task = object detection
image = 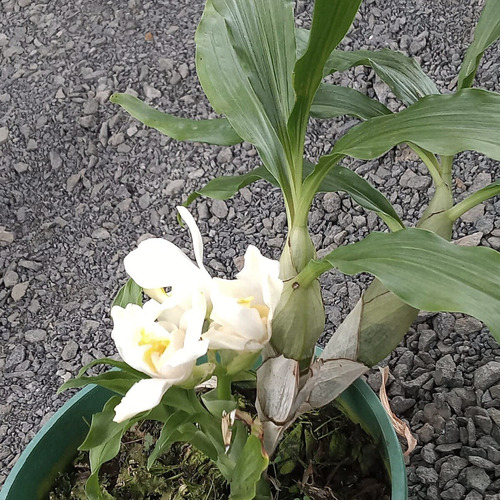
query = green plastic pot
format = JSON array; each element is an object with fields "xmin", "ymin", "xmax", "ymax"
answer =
[{"xmin": 0, "ymin": 375, "xmax": 407, "ymax": 500}]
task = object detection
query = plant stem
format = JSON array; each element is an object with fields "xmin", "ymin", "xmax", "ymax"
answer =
[
  {"xmin": 410, "ymin": 145, "xmax": 444, "ymax": 186},
  {"xmin": 440, "ymin": 154, "xmax": 454, "ymax": 183},
  {"xmin": 299, "ymin": 153, "xmax": 344, "ymax": 221},
  {"xmin": 294, "ymin": 259, "xmax": 331, "ymax": 289},
  {"xmin": 447, "ymin": 188, "xmax": 498, "ymax": 221}
]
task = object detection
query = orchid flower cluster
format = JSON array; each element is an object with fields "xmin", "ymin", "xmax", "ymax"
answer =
[
  {"xmin": 62, "ymin": 0, "xmax": 500, "ymax": 498},
  {"xmin": 111, "ymin": 206, "xmax": 283, "ymax": 424},
  {"xmin": 62, "ymin": 208, "xmax": 286, "ymax": 499}
]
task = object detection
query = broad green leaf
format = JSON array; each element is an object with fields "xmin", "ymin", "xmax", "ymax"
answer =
[
  {"xmin": 295, "ymin": 29, "xmax": 439, "ymax": 105},
  {"xmin": 317, "ymin": 166, "xmax": 404, "ymax": 231},
  {"xmin": 182, "ymin": 160, "xmax": 314, "ymax": 208},
  {"xmin": 448, "ymin": 179, "xmax": 500, "ymax": 221},
  {"xmin": 84, "ymin": 471, "xmax": 102, "ymax": 500},
  {"xmin": 112, "ymin": 278, "xmax": 143, "ymax": 308},
  {"xmin": 151, "ymin": 421, "xmax": 221, "ymax": 467},
  {"xmin": 84, "ymin": 397, "xmax": 131, "ymax": 500},
  {"xmin": 162, "ymin": 386, "xmax": 201, "ymax": 414},
  {"xmin": 75, "ymin": 357, "xmax": 145, "ymax": 379},
  {"xmin": 323, "ymin": 48, "xmax": 439, "ymax": 105},
  {"xmin": 88, "ymin": 431, "xmax": 126, "ymax": 494},
  {"xmin": 201, "ymin": 388, "xmax": 237, "ymax": 418},
  {"xmin": 254, "ymin": 478, "xmax": 273, "ymax": 500},
  {"xmin": 229, "ymin": 435, "xmax": 269, "ymax": 500},
  {"xmin": 183, "ymin": 166, "xmax": 278, "ymax": 208},
  {"xmin": 147, "ymin": 411, "xmax": 193, "ymax": 468},
  {"xmin": 332, "ymin": 89, "xmax": 500, "ymax": 162},
  {"xmin": 289, "ymin": 0, "xmax": 362, "ymax": 170},
  {"xmin": 58, "ymin": 371, "xmax": 143, "ymax": 396},
  {"xmin": 302, "ymin": 228, "xmax": 500, "ymax": 343},
  {"xmin": 310, "ymin": 83, "xmax": 391, "ymax": 121},
  {"xmin": 357, "ymin": 279, "xmax": 418, "ymax": 367},
  {"xmin": 458, "ymin": 0, "xmax": 500, "ymax": 90},
  {"xmin": 227, "ymin": 421, "xmax": 249, "ymax": 465},
  {"xmin": 79, "ymin": 396, "xmax": 124, "ymax": 450},
  {"xmin": 110, "ymin": 93, "xmax": 242, "ymax": 146},
  {"xmin": 182, "ymin": 424, "xmax": 219, "ymax": 462},
  {"xmin": 195, "ymin": 0, "xmax": 295, "ymax": 193}
]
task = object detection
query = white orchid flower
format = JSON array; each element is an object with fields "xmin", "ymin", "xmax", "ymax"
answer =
[
  {"xmin": 122, "ymin": 206, "xmax": 283, "ymax": 355},
  {"xmin": 111, "ymin": 292, "xmax": 209, "ymax": 423},
  {"xmin": 204, "ymin": 245, "xmax": 283, "ymax": 352},
  {"xmin": 124, "ymin": 206, "xmax": 211, "ymax": 306}
]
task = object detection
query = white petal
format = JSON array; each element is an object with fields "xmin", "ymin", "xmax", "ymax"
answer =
[
  {"xmin": 237, "ymin": 246, "xmax": 280, "ymax": 282},
  {"xmin": 177, "ymin": 206, "xmax": 211, "ymax": 280},
  {"xmin": 113, "ymin": 378, "xmax": 172, "ymax": 423},
  {"xmin": 209, "ymin": 288, "xmax": 268, "ymax": 343},
  {"xmin": 264, "ymin": 272, "xmax": 284, "ymax": 312},
  {"xmin": 165, "ymin": 339, "xmax": 210, "ymax": 368},
  {"xmin": 203, "ymin": 326, "xmax": 263, "ymax": 352},
  {"xmin": 124, "ymin": 237, "xmax": 200, "ymax": 289},
  {"xmin": 142, "ymin": 299, "xmax": 165, "ymax": 319},
  {"xmin": 237, "ymin": 246, "xmax": 283, "ymax": 309},
  {"xmin": 111, "ymin": 304, "xmax": 159, "ymax": 377},
  {"xmin": 180, "ymin": 290, "xmax": 207, "ymax": 345}
]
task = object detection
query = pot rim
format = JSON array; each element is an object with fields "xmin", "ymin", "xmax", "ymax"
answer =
[{"xmin": 1, "ymin": 373, "xmax": 407, "ymax": 500}]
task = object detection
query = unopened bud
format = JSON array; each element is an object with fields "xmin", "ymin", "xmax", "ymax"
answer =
[{"xmin": 271, "ymin": 226, "xmax": 325, "ymax": 362}]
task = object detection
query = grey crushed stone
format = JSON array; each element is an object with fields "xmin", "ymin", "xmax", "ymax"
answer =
[{"xmin": 1, "ymin": 0, "xmax": 500, "ymax": 498}]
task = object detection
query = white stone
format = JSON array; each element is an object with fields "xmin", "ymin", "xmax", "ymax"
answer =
[
  {"xmin": 11, "ymin": 281, "xmax": 29, "ymax": 301},
  {"xmin": 0, "ymin": 127, "xmax": 9, "ymax": 145}
]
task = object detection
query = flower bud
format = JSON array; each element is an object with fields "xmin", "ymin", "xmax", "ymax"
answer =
[
  {"xmin": 270, "ymin": 226, "xmax": 325, "ymax": 363},
  {"xmin": 271, "ymin": 279, "xmax": 325, "ymax": 363}
]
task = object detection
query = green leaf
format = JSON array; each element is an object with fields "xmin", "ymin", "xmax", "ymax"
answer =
[
  {"xmin": 84, "ymin": 471, "xmax": 102, "ymax": 500},
  {"xmin": 75, "ymin": 357, "xmax": 145, "ymax": 379},
  {"xmin": 147, "ymin": 411, "xmax": 193, "ymax": 468},
  {"xmin": 357, "ymin": 279, "xmax": 419, "ymax": 367},
  {"xmin": 112, "ymin": 278, "xmax": 143, "ymax": 308},
  {"xmin": 458, "ymin": 0, "xmax": 500, "ymax": 90},
  {"xmin": 83, "ymin": 397, "xmax": 132, "ymax": 500},
  {"xmin": 289, "ymin": 0, "xmax": 362, "ymax": 170},
  {"xmin": 229, "ymin": 435, "xmax": 269, "ymax": 500},
  {"xmin": 183, "ymin": 166, "xmax": 278, "ymax": 208},
  {"xmin": 195, "ymin": 0, "xmax": 295, "ymax": 193},
  {"xmin": 317, "ymin": 166, "xmax": 403, "ymax": 231},
  {"xmin": 109, "ymin": 93, "xmax": 242, "ymax": 146},
  {"xmin": 79, "ymin": 396, "xmax": 124, "ymax": 450},
  {"xmin": 302, "ymin": 228, "xmax": 500, "ymax": 343},
  {"xmin": 182, "ymin": 424, "xmax": 219, "ymax": 461},
  {"xmin": 162, "ymin": 386, "xmax": 201, "ymax": 414},
  {"xmin": 227, "ymin": 421, "xmax": 249, "ymax": 465},
  {"xmin": 182, "ymin": 160, "xmax": 317, "ymax": 209},
  {"xmin": 323, "ymin": 48, "xmax": 439, "ymax": 105},
  {"xmin": 332, "ymin": 89, "xmax": 500, "ymax": 162},
  {"xmin": 201, "ymin": 388, "xmax": 237, "ymax": 418},
  {"xmin": 58, "ymin": 371, "xmax": 143, "ymax": 396},
  {"xmin": 310, "ymin": 83, "xmax": 391, "ymax": 121},
  {"xmin": 295, "ymin": 29, "xmax": 439, "ymax": 105}
]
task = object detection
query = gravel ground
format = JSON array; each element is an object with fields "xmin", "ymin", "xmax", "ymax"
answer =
[{"xmin": 1, "ymin": 0, "xmax": 500, "ymax": 498}]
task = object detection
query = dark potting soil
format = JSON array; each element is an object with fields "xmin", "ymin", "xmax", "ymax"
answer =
[{"xmin": 49, "ymin": 398, "xmax": 390, "ymax": 500}]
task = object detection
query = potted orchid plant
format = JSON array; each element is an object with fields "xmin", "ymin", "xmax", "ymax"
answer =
[{"xmin": 3, "ymin": 0, "xmax": 500, "ymax": 499}]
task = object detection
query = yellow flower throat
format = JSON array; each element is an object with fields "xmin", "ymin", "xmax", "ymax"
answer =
[
  {"xmin": 139, "ymin": 328, "xmax": 171, "ymax": 371},
  {"xmin": 237, "ymin": 296, "xmax": 269, "ymax": 319}
]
